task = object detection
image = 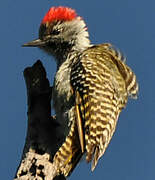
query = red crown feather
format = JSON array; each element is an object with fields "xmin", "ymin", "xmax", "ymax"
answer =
[{"xmin": 41, "ymin": 6, "xmax": 77, "ymax": 24}]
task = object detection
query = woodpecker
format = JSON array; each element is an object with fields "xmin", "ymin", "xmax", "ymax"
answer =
[{"xmin": 23, "ymin": 6, "xmax": 138, "ymax": 177}]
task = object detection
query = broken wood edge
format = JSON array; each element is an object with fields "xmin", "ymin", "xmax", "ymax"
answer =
[{"xmin": 14, "ymin": 60, "xmax": 66, "ymax": 180}]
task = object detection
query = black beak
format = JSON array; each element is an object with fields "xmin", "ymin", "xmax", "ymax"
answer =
[{"xmin": 22, "ymin": 39, "xmax": 47, "ymax": 47}]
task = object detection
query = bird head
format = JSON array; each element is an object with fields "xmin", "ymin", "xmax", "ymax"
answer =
[{"xmin": 23, "ymin": 6, "xmax": 90, "ymax": 59}]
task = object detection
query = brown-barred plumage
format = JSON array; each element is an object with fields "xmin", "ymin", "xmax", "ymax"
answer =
[{"xmin": 53, "ymin": 43, "xmax": 138, "ymax": 175}]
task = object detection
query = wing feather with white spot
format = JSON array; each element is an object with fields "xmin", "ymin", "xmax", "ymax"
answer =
[{"xmin": 71, "ymin": 43, "xmax": 138, "ymax": 170}]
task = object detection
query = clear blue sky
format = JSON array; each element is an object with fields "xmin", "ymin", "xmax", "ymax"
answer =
[{"xmin": 1, "ymin": 0, "xmax": 154, "ymax": 179}]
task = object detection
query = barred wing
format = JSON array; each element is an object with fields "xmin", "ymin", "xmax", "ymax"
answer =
[{"xmin": 71, "ymin": 43, "xmax": 138, "ymax": 170}]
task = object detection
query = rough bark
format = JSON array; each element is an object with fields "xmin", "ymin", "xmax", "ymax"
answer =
[{"xmin": 14, "ymin": 60, "xmax": 66, "ymax": 180}]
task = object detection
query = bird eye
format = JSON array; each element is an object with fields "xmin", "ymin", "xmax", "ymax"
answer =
[{"xmin": 52, "ymin": 29, "xmax": 61, "ymax": 35}]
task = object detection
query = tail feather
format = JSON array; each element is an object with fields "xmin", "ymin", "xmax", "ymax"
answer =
[
  {"xmin": 53, "ymin": 120, "xmax": 83, "ymax": 177},
  {"xmin": 91, "ymin": 146, "xmax": 99, "ymax": 171}
]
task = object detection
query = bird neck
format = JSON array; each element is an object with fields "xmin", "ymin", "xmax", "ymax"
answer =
[
  {"xmin": 55, "ymin": 47, "xmax": 83, "ymax": 69},
  {"xmin": 56, "ymin": 19, "xmax": 91, "ymax": 67}
]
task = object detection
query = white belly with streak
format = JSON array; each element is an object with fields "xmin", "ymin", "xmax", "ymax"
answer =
[{"xmin": 52, "ymin": 60, "xmax": 74, "ymax": 135}]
